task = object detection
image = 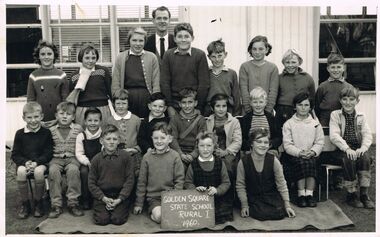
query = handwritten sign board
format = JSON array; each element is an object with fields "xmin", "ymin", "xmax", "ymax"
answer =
[{"xmin": 161, "ymin": 189, "xmax": 215, "ymax": 230}]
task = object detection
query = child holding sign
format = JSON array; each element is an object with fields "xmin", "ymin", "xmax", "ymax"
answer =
[
  {"xmin": 184, "ymin": 131, "xmax": 232, "ymax": 224},
  {"xmin": 134, "ymin": 122, "xmax": 185, "ymax": 223}
]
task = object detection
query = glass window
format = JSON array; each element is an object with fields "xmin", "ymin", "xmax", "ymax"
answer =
[
  {"xmin": 49, "ymin": 5, "xmax": 111, "ymax": 63},
  {"xmin": 51, "ymin": 26, "xmax": 111, "ymax": 63},
  {"xmin": 6, "ymin": 5, "xmax": 42, "ymax": 98},
  {"xmin": 6, "ymin": 5, "xmax": 41, "ymax": 24},
  {"xmin": 319, "ymin": 6, "xmax": 376, "ymax": 91}
]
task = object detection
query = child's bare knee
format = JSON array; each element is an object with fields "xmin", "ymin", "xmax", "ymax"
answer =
[
  {"xmin": 151, "ymin": 206, "xmax": 161, "ymax": 223},
  {"xmin": 16, "ymin": 166, "xmax": 27, "ymax": 181},
  {"xmin": 33, "ymin": 165, "xmax": 46, "ymax": 181}
]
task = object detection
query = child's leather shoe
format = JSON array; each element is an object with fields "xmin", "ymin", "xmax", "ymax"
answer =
[
  {"xmin": 297, "ymin": 196, "xmax": 307, "ymax": 207},
  {"xmin": 306, "ymin": 195, "xmax": 317, "ymax": 207},
  {"xmin": 17, "ymin": 201, "xmax": 31, "ymax": 219},
  {"xmin": 68, "ymin": 205, "xmax": 84, "ymax": 217},
  {"xmin": 33, "ymin": 200, "xmax": 44, "ymax": 217},
  {"xmin": 48, "ymin": 205, "xmax": 62, "ymax": 218},
  {"xmin": 346, "ymin": 193, "xmax": 364, "ymax": 208},
  {"xmin": 360, "ymin": 195, "xmax": 375, "ymax": 209}
]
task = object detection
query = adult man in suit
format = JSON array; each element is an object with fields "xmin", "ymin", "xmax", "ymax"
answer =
[{"xmin": 144, "ymin": 6, "xmax": 177, "ymax": 63}]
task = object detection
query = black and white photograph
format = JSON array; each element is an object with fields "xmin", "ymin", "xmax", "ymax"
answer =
[{"xmin": 2, "ymin": 1, "xmax": 378, "ymax": 235}]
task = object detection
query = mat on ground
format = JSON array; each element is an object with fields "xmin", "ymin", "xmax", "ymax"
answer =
[{"xmin": 36, "ymin": 199, "xmax": 353, "ymax": 234}]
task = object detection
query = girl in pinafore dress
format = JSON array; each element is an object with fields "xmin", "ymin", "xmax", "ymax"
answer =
[
  {"xmin": 236, "ymin": 128, "xmax": 296, "ymax": 221},
  {"xmin": 184, "ymin": 131, "xmax": 233, "ymax": 224}
]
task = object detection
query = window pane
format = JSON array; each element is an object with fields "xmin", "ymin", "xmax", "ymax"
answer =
[
  {"xmin": 50, "ymin": 5, "xmax": 109, "ymax": 22},
  {"xmin": 318, "ymin": 62, "xmax": 375, "ymax": 91},
  {"xmin": 6, "ymin": 5, "xmax": 40, "ymax": 24},
  {"xmin": 51, "ymin": 26, "xmax": 111, "ymax": 63},
  {"xmin": 7, "ymin": 28, "xmax": 42, "ymax": 64},
  {"xmin": 320, "ymin": 6, "xmax": 377, "ymax": 16},
  {"xmin": 319, "ymin": 22, "xmax": 376, "ymax": 58},
  {"xmin": 7, "ymin": 69, "xmax": 33, "ymax": 97}
]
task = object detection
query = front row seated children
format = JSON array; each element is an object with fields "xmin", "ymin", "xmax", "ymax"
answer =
[
  {"xmin": 137, "ymin": 92, "xmax": 170, "ymax": 155},
  {"xmin": 184, "ymin": 131, "xmax": 233, "ymax": 224},
  {"xmin": 328, "ymin": 86, "xmax": 374, "ymax": 209},
  {"xmin": 134, "ymin": 122, "xmax": 184, "ymax": 223},
  {"xmin": 236, "ymin": 128, "xmax": 296, "ymax": 221},
  {"xmin": 88, "ymin": 124, "xmax": 135, "ymax": 226},
  {"xmin": 11, "ymin": 102, "xmax": 53, "ymax": 219},
  {"xmin": 170, "ymin": 88, "xmax": 206, "ymax": 167},
  {"xmin": 75, "ymin": 107, "xmax": 103, "ymax": 210},
  {"xmin": 48, "ymin": 102, "xmax": 84, "ymax": 218},
  {"xmin": 107, "ymin": 88, "xmax": 142, "ymax": 177},
  {"xmin": 240, "ymin": 87, "xmax": 281, "ymax": 155},
  {"xmin": 282, "ymin": 93, "xmax": 324, "ymax": 207}
]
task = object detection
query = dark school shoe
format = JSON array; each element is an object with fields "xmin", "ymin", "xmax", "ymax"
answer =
[
  {"xmin": 297, "ymin": 196, "xmax": 307, "ymax": 208},
  {"xmin": 33, "ymin": 200, "xmax": 44, "ymax": 217},
  {"xmin": 17, "ymin": 201, "xmax": 31, "ymax": 219},
  {"xmin": 68, "ymin": 204, "xmax": 84, "ymax": 217},
  {"xmin": 346, "ymin": 193, "xmax": 364, "ymax": 208},
  {"xmin": 48, "ymin": 205, "xmax": 63, "ymax": 218},
  {"xmin": 360, "ymin": 195, "xmax": 375, "ymax": 209},
  {"xmin": 306, "ymin": 195, "xmax": 317, "ymax": 208}
]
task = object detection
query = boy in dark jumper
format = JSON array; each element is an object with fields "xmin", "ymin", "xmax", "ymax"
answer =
[
  {"xmin": 315, "ymin": 53, "xmax": 352, "ymax": 127},
  {"xmin": 169, "ymin": 88, "xmax": 206, "ymax": 167},
  {"xmin": 160, "ymin": 22, "xmax": 210, "ymax": 116},
  {"xmin": 11, "ymin": 102, "xmax": 53, "ymax": 219},
  {"xmin": 137, "ymin": 92, "xmax": 170, "ymax": 154},
  {"xmin": 75, "ymin": 107, "xmax": 103, "ymax": 210},
  {"xmin": 88, "ymin": 124, "xmax": 135, "ymax": 225},
  {"xmin": 205, "ymin": 39, "xmax": 241, "ymax": 116}
]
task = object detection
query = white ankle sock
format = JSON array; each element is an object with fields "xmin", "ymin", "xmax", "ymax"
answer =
[
  {"xmin": 298, "ymin": 190, "xmax": 306, "ymax": 196},
  {"xmin": 305, "ymin": 189, "xmax": 314, "ymax": 196}
]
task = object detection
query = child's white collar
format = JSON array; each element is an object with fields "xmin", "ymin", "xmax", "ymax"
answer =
[
  {"xmin": 84, "ymin": 127, "xmax": 102, "ymax": 139},
  {"xmin": 198, "ymin": 155, "xmax": 214, "ymax": 162},
  {"xmin": 24, "ymin": 126, "xmax": 41, "ymax": 133},
  {"xmin": 113, "ymin": 111, "xmax": 132, "ymax": 120}
]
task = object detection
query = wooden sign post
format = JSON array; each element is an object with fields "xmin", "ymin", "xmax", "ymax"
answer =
[{"xmin": 161, "ymin": 189, "xmax": 215, "ymax": 230}]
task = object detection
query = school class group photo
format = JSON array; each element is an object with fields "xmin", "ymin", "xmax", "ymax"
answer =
[{"xmin": 7, "ymin": 4, "xmax": 376, "ymax": 234}]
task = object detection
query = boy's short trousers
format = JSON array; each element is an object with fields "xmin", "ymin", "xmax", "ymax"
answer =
[{"xmin": 146, "ymin": 197, "xmax": 161, "ymax": 213}]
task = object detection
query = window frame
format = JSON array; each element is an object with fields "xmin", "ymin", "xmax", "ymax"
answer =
[{"xmin": 318, "ymin": 6, "xmax": 376, "ymax": 92}]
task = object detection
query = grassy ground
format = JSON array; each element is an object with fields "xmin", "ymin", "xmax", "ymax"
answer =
[{"xmin": 5, "ymin": 145, "xmax": 376, "ymax": 234}]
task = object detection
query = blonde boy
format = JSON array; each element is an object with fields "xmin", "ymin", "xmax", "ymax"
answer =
[{"xmin": 11, "ymin": 102, "xmax": 53, "ymax": 219}]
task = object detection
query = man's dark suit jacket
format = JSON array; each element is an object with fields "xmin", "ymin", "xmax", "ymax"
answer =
[{"xmin": 144, "ymin": 33, "xmax": 177, "ymax": 63}]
